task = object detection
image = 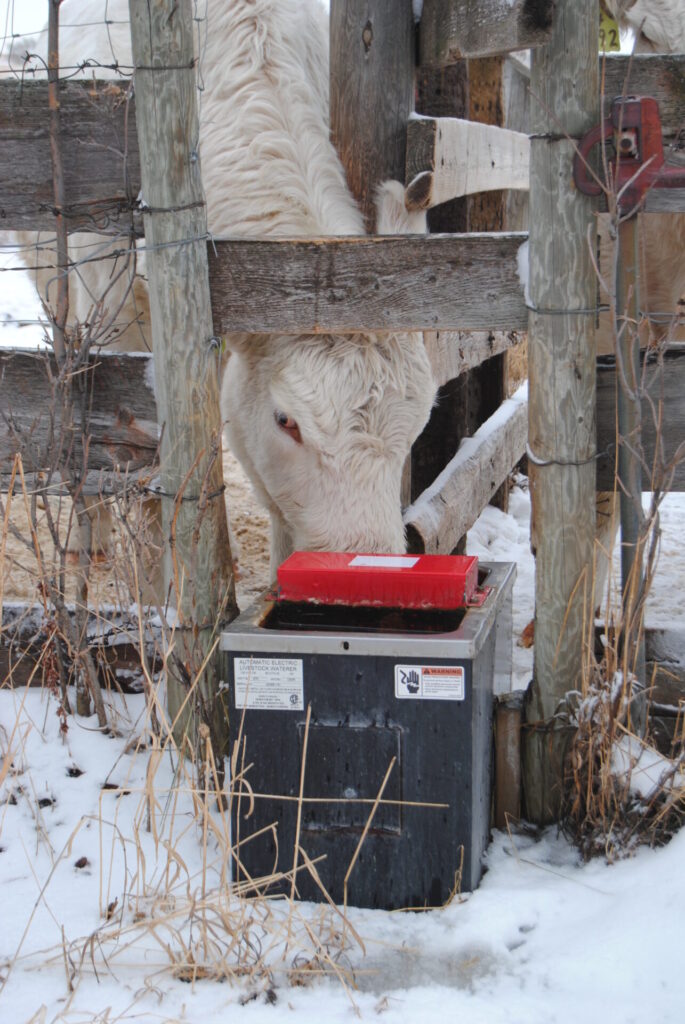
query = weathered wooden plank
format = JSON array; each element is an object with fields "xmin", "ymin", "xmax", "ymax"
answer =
[
  {"xmin": 0, "ymin": 348, "xmax": 158, "ymax": 478},
  {"xmin": 0, "ymin": 601, "xmax": 161, "ymax": 690},
  {"xmin": 0, "ymin": 78, "xmax": 141, "ymax": 233},
  {"xmin": 208, "ymin": 234, "xmax": 529, "ymax": 333},
  {"xmin": 524, "ymin": 0, "xmax": 599, "ymax": 823},
  {"xmin": 419, "ymin": 0, "xmax": 555, "ymax": 64},
  {"xmin": 404, "ymin": 386, "xmax": 528, "ymax": 553},
  {"xmin": 406, "ymin": 116, "xmax": 530, "ymax": 209},
  {"xmin": 5, "ymin": 345, "xmax": 682, "ymax": 497},
  {"xmin": 595, "ymin": 347, "xmax": 685, "ymax": 492},
  {"xmin": 424, "ymin": 329, "xmax": 525, "ymax": 388},
  {"xmin": 0, "ymin": 53, "xmax": 680, "ymax": 233},
  {"xmin": 406, "ymin": 123, "xmax": 685, "ymax": 215},
  {"xmin": 330, "ymin": 1, "xmax": 414, "ymax": 233}
]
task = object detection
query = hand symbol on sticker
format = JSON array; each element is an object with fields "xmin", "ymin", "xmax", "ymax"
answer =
[{"xmin": 401, "ymin": 669, "xmax": 420, "ymax": 694}]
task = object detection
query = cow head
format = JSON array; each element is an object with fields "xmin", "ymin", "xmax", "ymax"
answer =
[{"xmin": 221, "ymin": 330, "xmax": 436, "ymax": 571}]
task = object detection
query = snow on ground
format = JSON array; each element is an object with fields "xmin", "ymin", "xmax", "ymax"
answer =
[{"xmin": 1, "ymin": 686, "xmax": 684, "ymax": 1024}]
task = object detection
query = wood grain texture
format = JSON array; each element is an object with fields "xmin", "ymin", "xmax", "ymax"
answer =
[
  {"xmin": 0, "ymin": 600, "xmax": 162, "ymax": 690},
  {"xmin": 419, "ymin": 0, "xmax": 555, "ymax": 64},
  {"xmin": 0, "ymin": 54, "xmax": 680, "ymax": 233},
  {"xmin": 404, "ymin": 387, "xmax": 528, "ymax": 553},
  {"xmin": 330, "ymin": 0, "xmax": 414, "ymax": 233},
  {"xmin": 0, "ymin": 348, "xmax": 158, "ymax": 478},
  {"xmin": 524, "ymin": 0, "xmax": 599, "ymax": 823},
  {"xmin": 208, "ymin": 233, "xmax": 529, "ymax": 333},
  {"xmin": 129, "ymin": 0, "xmax": 235, "ymax": 744},
  {"xmin": 424, "ymin": 329, "xmax": 524, "ymax": 388},
  {"xmin": 0, "ymin": 78, "xmax": 141, "ymax": 233},
  {"xmin": 405, "ymin": 117, "xmax": 530, "ymax": 208}
]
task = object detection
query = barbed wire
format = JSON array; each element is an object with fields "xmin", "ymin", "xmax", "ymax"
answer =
[{"xmin": 0, "ymin": 0, "xmax": 214, "ymax": 348}]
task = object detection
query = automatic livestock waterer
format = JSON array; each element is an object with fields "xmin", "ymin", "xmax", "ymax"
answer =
[{"xmin": 220, "ymin": 553, "xmax": 515, "ymax": 910}]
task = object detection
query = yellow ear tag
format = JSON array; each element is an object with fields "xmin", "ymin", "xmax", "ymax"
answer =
[{"xmin": 599, "ymin": 9, "xmax": 621, "ymax": 52}]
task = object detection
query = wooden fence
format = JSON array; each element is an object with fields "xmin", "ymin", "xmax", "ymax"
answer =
[{"xmin": 1, "ymin": 1, "xmax": 684, "ymax": 817}]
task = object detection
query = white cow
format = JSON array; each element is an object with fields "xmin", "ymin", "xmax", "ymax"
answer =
[
  {"xmin": 604, "ymin": 0, "xmax": 685, "ymax": 52},
  {"xmin": 7, "ymin": 0, "xmax": 436, "ymax": 576}
]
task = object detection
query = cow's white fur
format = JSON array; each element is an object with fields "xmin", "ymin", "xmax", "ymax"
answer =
[
  {"xmin": 604, "ymin": 0, "xmax": 685, "ymax": 53},
  {"xmin": 9, "ymin": 0, "xmax": 436, "ymax": 572}
]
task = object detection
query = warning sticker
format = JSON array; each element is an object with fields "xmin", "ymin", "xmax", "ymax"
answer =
[
  {"xmin": 234, "ymin": 657, "xmax": 304, "ymax": 710},
  {"xmin": 394, "ymin": 664, "xmax": 465, "ymax": 701}
]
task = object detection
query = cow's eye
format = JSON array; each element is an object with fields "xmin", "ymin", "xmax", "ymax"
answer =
[{"xmin": 274, "ymin": 410, "xmax": 302, "ymax": 444}]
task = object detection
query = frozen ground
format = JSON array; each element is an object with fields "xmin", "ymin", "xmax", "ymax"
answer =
[{"xmin": 1, "ymin": 684, "xmax": 683, "ymax": 1024}]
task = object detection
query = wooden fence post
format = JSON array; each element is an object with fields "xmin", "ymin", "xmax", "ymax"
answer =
[
  {"xmin": 330, "ymin": 0, "xmax": 416, "ymax": 504},
  {"xmin": 128, "ymin": 0, "xmax": 236, "ymax": 753},
  {"xmin": 330, "ymin": 0, "xmax": 415, "ymax": 234},
  {"xmin": 523, "ymin": 0, "xmax": 599, "ymax": 821}
]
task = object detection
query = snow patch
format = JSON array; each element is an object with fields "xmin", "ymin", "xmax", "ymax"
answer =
[{"xmin": 516, "ymin": 239, "xmax": 530, "ymax": 308}]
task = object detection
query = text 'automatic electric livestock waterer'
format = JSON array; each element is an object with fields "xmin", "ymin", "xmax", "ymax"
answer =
[{"xmin": 220, "ymin": 552, "xmax": 515, "ymax": 910}]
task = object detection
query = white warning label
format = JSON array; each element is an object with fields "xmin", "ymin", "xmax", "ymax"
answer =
[
  {"xmin": 394, "ymin": 664, "xmax": 465, "ymax": 701},
  {"xmin": 234, "ymin": 657, "xmax": 304, "ymax": 710},
  {"xmin": 349, "ymin": 555, "xmax": 419, "ymax": 569}
]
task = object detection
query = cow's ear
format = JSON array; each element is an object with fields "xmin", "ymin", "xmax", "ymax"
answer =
[
  {"xmin": 222, "ymin": 332, "xmax": 253, "ymax": 356},
  {"xmin": 375, "ymin": 179, "xmax": 427, "ymax": 236}
]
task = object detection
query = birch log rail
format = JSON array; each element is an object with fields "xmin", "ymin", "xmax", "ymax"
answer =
[
  {"xmin": 404, "ymin": 386, "xmax": 529, "ymax": 553},
  {"xmin": 405, "ymin": 118, "xmax": 530, "ymax": 210}
]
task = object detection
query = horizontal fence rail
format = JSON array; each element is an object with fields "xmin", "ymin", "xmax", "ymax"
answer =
[
  {"xmin": 207, "ymin": 234, "xmax": 528, "ymax": 333},
  {"xmin": 4, "ymin": 346, "xmax": 682, "ymax": 496},
  {"xmin": 404, "ymin": 385, "xmax": 528, "ymax": 552},
  {"xmin": 406, "ymin": 117, "xmax": 530, "ymax": 210},
  {"xmin": 1, "ymin": 55, "xmax": 682, "ymax": 231},
  {"xmin": 0, "ymin": 79, "xmax": 140, "ymax": 234},
  {"xmin": 418, "ymin": 0, "xmax": 555, "ymax": 64},
  {"xmin": 0, "ymin": 349, "xmax": 158, "ymax": 492}
]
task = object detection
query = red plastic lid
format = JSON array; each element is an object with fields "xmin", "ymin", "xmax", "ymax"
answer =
[{"xmin": 276, "ymin": 552, "xmax": 479, "ymax": 609}]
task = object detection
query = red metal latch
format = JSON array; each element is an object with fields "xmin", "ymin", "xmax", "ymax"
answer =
[{"xmin": 573, "ymin": 96, "xmax": 685, "ymax": 214}]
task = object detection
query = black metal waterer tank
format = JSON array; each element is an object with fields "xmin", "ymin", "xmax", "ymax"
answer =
[{"xmin": 220, "ymin": 554, "xmax": 515, "ymax": 910}]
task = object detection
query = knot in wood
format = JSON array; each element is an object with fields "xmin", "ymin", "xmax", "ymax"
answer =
[
  {"xmin": 116, "ymin": 407, "xmax": 134, "ymax": 427},
  {"xmin": 362, "ymin": 21, "xmax": 373, "ymax": 53}
]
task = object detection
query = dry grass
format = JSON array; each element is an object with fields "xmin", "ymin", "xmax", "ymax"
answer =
[
  {"xmin": 561, "ymin": 465, "xmax": 685, "ymax": 860},
  {"xmin": 563, "ymin": 649, "xmax": 685, "ymax": 860},
  {"xmin": 0, "ymin": 655, "xmax": 368, "ymax": 1010},
  {"xmin": 0, "ymin": 456, "xmax": 376, "ymax": 1012}
]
